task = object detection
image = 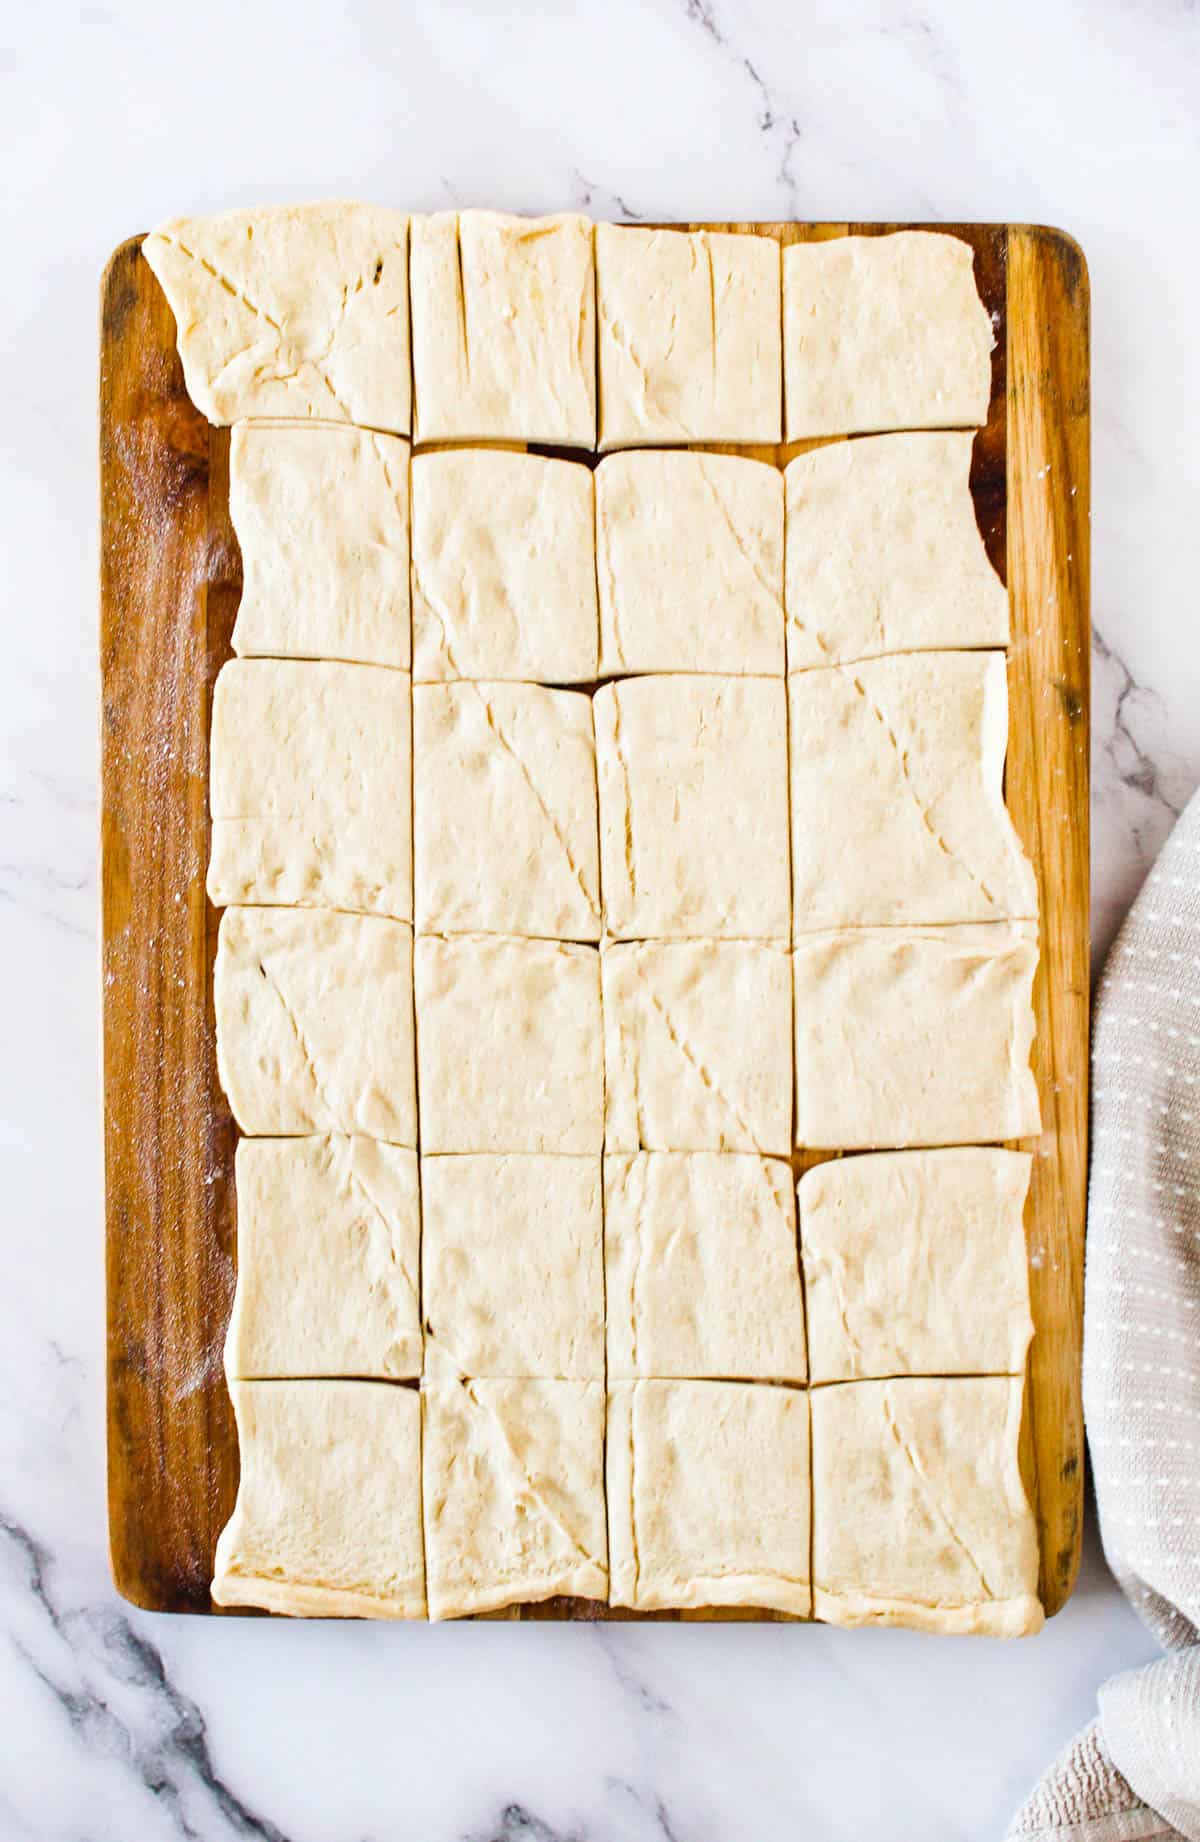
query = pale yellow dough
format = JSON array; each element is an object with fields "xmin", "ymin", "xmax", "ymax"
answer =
[
  {"xmin": 414, "ymin": 936, "xmax": 602, "ymax": 1154},
  {"xmin": 410, "ymin": 211, "xmax": 595, "ymax": 445},
  {"xmin": 596, "ymin": 225, "xmax": 781, "ymax": 447},
  {"xmin": 601, "ymin": 940, "xmax": 792, "ymax": 1154},
  {"xmin": 413, "ymin": 682, "xmax": 600, "ymax": 940},
  {"xmin": 421, "ymin": 1155, "xmax": 603, "ymax": 1379},
  {"xmin": 423, "ymin": 1378, "xmax": 607, "ymax": 1619},
  {"xmin": 789, "ymin": 651, "xmax": 1036, "ymax": 928},
  {"xmin": 411, "ymin": 449, "xmax": 597, "ymax": 683},
  {"xmin": 212, "ymin": 1381, "xmax": 425, "ymax": 1618},
  {"xmin": 596, "ymin": 451, "xmax": 784, "ymax": 675},
  {"xmin": 785, "ymin": 432, "xmax": 1008, "ymax": 670},
  {"xmin": 607, "ymin": 1381, "xmax": 811, "ymax": 1614},
  {"xmin": 143, "ymin": 203, "xmax": 411, "ymax": 431},
  {"xmin": 230, "ymin": 423, "xmax": 411, "ymax": 669},
  {"xmin": 800, "ymin": 1148, "xmax": 1034, "ymax": 1382},
  {"xmin": 793, "ymin": 923, "xmax": 1041, "ymax": 1150},
  {"xmin": 605, "ymin": 1154, "xmax": 806, "ymax": 1381},
  {"xmin": 595, "ymin": 675, "xmax": 790, "ymax": 941},
  {"xmin": 810, "ymin": 1377, "xmax": 1043, "ymax": 1636},
  {"xmin": 783, "ymin": 230, "xmax": 993, "ymax": 439},
  {"xmin": 215, "ymin": 907, "xmax": 416, "ymax": 1144},
  {"xmin": 207, "ymin": 659, "xmax": 412, "ymax": 922},
  {"xmin": 225, "ymin": 1137, "xmax": 421, "ymax": 1380}
]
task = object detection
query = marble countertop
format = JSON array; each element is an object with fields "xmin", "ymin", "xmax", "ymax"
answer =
[{"xmin": 4, "ymin": 1, "xmax": 1198, "ymax": 1836}]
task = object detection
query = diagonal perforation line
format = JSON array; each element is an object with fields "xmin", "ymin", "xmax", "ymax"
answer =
[
  {"xmin": 881, "ymin": 1386, "xmax": 996, "ymax": 1598},
  {"xmin": 255, "ymin": 953, "xmax": 338, "ymax": 1126},
  {"xmin": 839, "ymin": 666, "xmax": 1000, "ymax": 910},
  {"xmin": 634, "ymin": 961, "xmax": 762, "ymax": 1151},
  {"xmin": 463, "ymin": 1380, "xmax": 605, "ymax": 1575}
]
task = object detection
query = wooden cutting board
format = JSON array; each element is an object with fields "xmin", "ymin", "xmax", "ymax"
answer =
[{"xmin": 101, "ymin": 221, "xmax": 1090, "ymax": 1620}]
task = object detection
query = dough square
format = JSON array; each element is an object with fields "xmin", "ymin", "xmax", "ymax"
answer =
[
  {"xmin": 605, "ymin": 1153, "xmax": 806, "ymax": 1381},
  {"xmin": 410, "ymin": 211, "xmax": 595, "ymax": 446},
  {"xmin": 215, "ymin": 907, "xmax": 416, "ymax": 1145},
  {"xmin": 596, "ymin": 451, "xmax": 784, "ymax": 676},
  {"xmin": 800, "ymin": 1148, "xmax": 1034, "ymax": 1382},
  {"xmin": 414, "ymin": 936, "xmax": 602, "ymax": 1154},
  {"xmin": 208, "ymin": 659, "xmax": 412, "ymax": 922},
  {"xmin": 784, "ymin": 432, "xmax": 1008, "ymax": 670},
  {"xmin": 421, "ymin": 1154, "xmax": 603, "ymax": 1379},
  {"xmin": 212, "ymin": 1380, "xmax": 425, "ymax": 1618},
  {"xmin": 793, "ymin": 922, "xmax": 1041, "ymax": 1150},
  {"xmin": 411, "ymin": 449, "xmax": 598, "ymax": 683},
  {"xmin": 225, "ymin": 1136, "xmax": 421, "ymax": 1381},
  {"xmin": 595, "ymin": 676, "xmax": 790, "ymax": 942},
  {"xmin": 414, "ymin": 682, "xmax": 600, "ymax": 940},
  {"xmin": 596, "ymin": 226, "xmax": 781, "ymax": 447},
  {"xmin": 144, "ymin": 204, "xmax": 411, "ymax": 432},
  {"xmin": 422, "ymin": 1378, "xmax": 607, "ymax": 1618},
  {"xmin": 607, "ymin": 1381, "xmax": 810, "ymax": 1614},
  {"xmin": 601, "ymin": 940, "xmax": 792, "ymax": 1154},
  {"xmin": 783, "ymin": 230, "xmax": 993, "ymax": 440},
  {"xmin": 810, "ymin": 1377, "xmax": 1042, "ymax": 1636},
  {"xmin": 230, "ymin": 423, "xmax": 411, "ymax": 669},
  {"xmin": 789, "ymin": 652, "xmax": 1036, "ymax": 929}
]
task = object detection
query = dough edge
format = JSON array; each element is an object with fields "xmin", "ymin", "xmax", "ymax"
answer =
[
  {"xmin": 813, "ymin": 1587, "xmax": 1043, "ymax": 1638},
  {"xmin": 612, "ymin": 1573, "xmax": 812, "ymax": 1618},
  {"xmin": 427, "ymin": 1559, "xmax": 608, "ymax": 1622},
  {"xmin": 211, "ymin": 1569, "xmax": 426, "ymax": 1620}
]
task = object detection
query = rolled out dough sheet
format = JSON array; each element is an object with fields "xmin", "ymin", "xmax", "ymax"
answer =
[
  {"xmin": 225, "ymin": 1136, "xmax": 421, "ymax": 1381},
  {"xmin": 605, "ymin": 1153, "xmax": 806, "ymax": 1381},
  {"xmin": 414, "ymin": 935, "xmax": 603, "ymax": 1154},
  {"xmin": 789, "ymin": 651, "xmax": 1036, "ymax": 929},
  {"xmin": 595, "ymin": 675, "xmax": 790, "ymax": 941},
  {"xmin": 410, "ymin": 211, "xmax": 595, "ymax": 445},
  {"xmin": 143, "ymin": 203, "xmax": 411, "ymax": 431},
  {"xmin": 207, "ymin": 658, "xmax": 412, "ymax": 922},
  {"xmin": 230, "ymin": 423, "xmax": 411, "ymax": 669},
  {"xmin": 413, "ymin": 682, "xmax": 600, "ymax": 940},
  {"xmin": 423, "ymin": 1378, "xmax": 607, "ymax": 1619},
  {"xmin": 785, "ymin": 432, "xmax": 1008, "ymax": 670},
  {"xmin": 421, "ymin": 1154, "xmax": 603, "ymax": 1379},
  {"xmin": 607, "ymin": 1380, "xmax": 811, "ymax": 1614},
  {"xmin": 810, "ymin": 1377, "xmax": 1043, "ymax": 1636},
  {"xmin": 411, "ymin": 448, "xmax": 597, "ymax": 683},
  {"xmin": 783, "ymin": 230, "xmax": 993, "ymax": 439},
  {"xmin": 212, "ymin": 1380, "xmax": 425, "ymax": 1618},
  {"xmin": 596, "ymin": 450, "xmax": 784, "ymax": 676},
  {"xmin": 793, "ymin": 923, "xmax": 1041, "ymax": 1150},
  {"xmin": 799, "ymin": 1148, "xmax": 1034, "ymax": 1382},
  {"xmin": 601, "ymin": 940, "xmax": 792, "ymax": 1155},
  {"xmin": 215, "ymin": 906, "xmax": 416, "ymax": 1144},
  {"xmin": 596, "ymin": 225, "xmax": 781, "ymax": 447}
]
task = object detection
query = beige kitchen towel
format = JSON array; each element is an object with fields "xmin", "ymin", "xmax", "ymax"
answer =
[{"xmin": 1007, "ymin": 789, "xmax": 1200, "ymax": 1842}]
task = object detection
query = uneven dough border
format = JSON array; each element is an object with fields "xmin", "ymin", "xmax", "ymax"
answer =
[{"xmin": 99, "ymin": 219, "xmax": 1090, "ymax": 1626}]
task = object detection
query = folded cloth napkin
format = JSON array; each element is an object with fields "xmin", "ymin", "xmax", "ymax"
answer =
[{"xmin": 1007, "ymin": 789, "xmax": 1200, "ymax": 1842}]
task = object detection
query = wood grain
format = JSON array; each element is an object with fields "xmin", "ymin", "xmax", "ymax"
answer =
[
  {"xmin": 1005, "ymin": 226, "xmax": 1091, "ymax": 1612},
  {"xmin": 101, "ymin": 221, "xmax": 1089, "ymax": 1620}
]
